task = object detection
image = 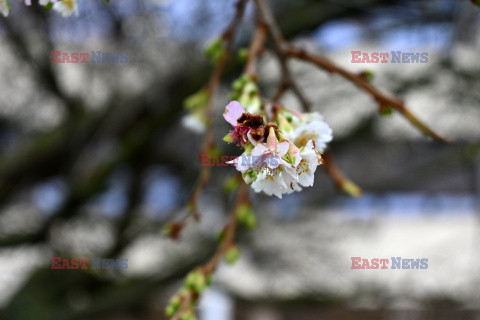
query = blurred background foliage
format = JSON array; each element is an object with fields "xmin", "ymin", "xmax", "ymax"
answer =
[{"xmin": 0, "ymin": 0, "xmax": 479, "ymax": 319}]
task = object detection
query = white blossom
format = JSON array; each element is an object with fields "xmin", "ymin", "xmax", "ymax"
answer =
[
  {"xmin": 293, "ymin": 140, "xmax": 323, "ymax": 187},
  {"xmin": 251, "ymin": 166, "xmax": 297, "ymax": 199},
  {"xmin": 289, "ymin": 112, "xmax": 332, "ymax": 152},
  {"xmin": 229, "ymin": 127, "xmax": 298, "ymax": 198},
  {"xmin": 223, "ymin": 102, "xmax": 329, "ymax": 198},
  {"xmin": 53, "ymin": 0, "xmax": 78, "ymax": 17}
]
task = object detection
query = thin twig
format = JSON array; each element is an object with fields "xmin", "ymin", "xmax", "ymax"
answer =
[
  {"xmin": 286, "ymin": 46, "xmax": 448, "ymax": 143},
  {"xmin": 323, "ymin": 151, "xmax": 362, "ymax": 197},
  {"xmin": 201, "ymin": 180, "xmax": 247, "ymax": 274},
  {"xmin": 171, "ymin": 180, "xmax": 248, "ymax": 320},
  {"xmin": 188, "ymin": 0, "xmax": 249, "ymax": 221},
  {"xmin": 245, "ymin": 21, "xmax": 268, "ymax": 79},
  {"xmin": 254, "ymin": 0, "xmax": 447, "ymax": 143},
  {"xmin": 253, "ymin": 0, "xmax": 363, "ymax": 196},
  {"xmin": 254, "ymin": 0, "xmax": 311, "ymax": 112}
]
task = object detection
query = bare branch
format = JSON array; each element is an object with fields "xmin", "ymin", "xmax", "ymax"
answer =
[
  {"xmin": 286, "ymin": 46, "xmax": 449, "ymax": 143},
  {"xmin": 188, "ymin": 0, "xmax": 250, "ymax": 221}
]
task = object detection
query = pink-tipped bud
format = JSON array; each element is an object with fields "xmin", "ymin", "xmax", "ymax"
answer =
[
  {"xmin": 267, "ymin": 126, "xmax": 277, "ymax": 151},
  {"xmin": 288, "ymin": 141, "xmax": 300, "ymax": 156}
]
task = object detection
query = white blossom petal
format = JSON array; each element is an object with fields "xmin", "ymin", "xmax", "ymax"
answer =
[
  {"xmin": 223, "ymin": 101, "xmax": 245, "ymax": 126},
  {"xmin": 276, "ymin": 141, "xmax": 290, "ymax": 157}
]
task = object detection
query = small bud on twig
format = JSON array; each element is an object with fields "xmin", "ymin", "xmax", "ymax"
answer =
[
  {"xmin": 358, "ymin": 70, "xmax": 375, "ymax": 82},
  {"xmin": 163, "ymin": 222, "xmax": 183, "ymax": 240},
  {"xmin": 236, "ymin": 204, "xmax": 256, "ymax": 230},
  {"xmin": 225, "ymin": 245, "xmax": 241, "ymax": 264}
]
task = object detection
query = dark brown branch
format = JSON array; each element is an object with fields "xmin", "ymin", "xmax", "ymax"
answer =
[
  {"xmin": 254, "ymin": 0, "xmax": 311, "ymax": 112},
  {"xmin": 245, "ymin": 22, "xmax": 268, "ymax": 79},
  {"xmin": 286, "ymin": 46, "xmax": 449, "ymax": 143},
  {"xmin": 253, "ymin": 0, "xmax": 363, "ymax": 196},
  {"xmin": 323, "ymin": 151, "xmax": 362, "ymax": 197},
  {"xmin": 188, "ymin": 0, "xmax": 249, "ymax": 219},
  {"xmin": 171, "ymin": 180, "xmax": 248, "ymax": 320},
  {"xmin": 200, "ymin": 180, "xmax": 247, "ymax": 274},
  {"xmin": 254, "ymin": 0, "xmax": 448, "ymax": 143}
]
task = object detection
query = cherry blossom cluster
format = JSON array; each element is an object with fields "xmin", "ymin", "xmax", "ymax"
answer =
[
  {"xmin": 223, "ymin": 98, "xmax": 332, "ymax": 198},
  {"xmin": 0, "ymin": 0, "xmax": 79, "ymax": 17}
]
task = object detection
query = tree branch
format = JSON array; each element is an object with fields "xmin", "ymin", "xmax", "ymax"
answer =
[
  {"xmin": 286, "ymin": 46, "xmax": 449, "ymax": 143},
  {"xmin": 254, "ymin": 0, "xmax": 311, "ymax": 112},
  {"xmin": 188, "ymin": 0, "xmax": 249, "ymax": 221}
]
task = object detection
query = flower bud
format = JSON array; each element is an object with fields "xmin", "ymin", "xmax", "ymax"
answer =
[
  {"xmin": 183, "ymin": 89, "xmax": 209, "ymax": 111},
  {"xmin": 217, "ymin": 227, "xmax": 227, "ymax": 242},
  {"xmin": 165, "ymin": 295, "xmax": 181, "ymax": 317},
  {"xmin": 223, "ymin": 133, "xmax": 233, "ymax": 143},
  {"xmin": 163, "ymin": 222, "xmax": 182, "ymax": 240},
  {"xmin": 207, "ymin": 146, "xmax": 222, "ymax": 158},
  {"xmin": 277, "ymin": 114, "xmax": 293, "ymax": 133},
  {"xmin": 236, "ymin": 204, "xmax": 256, "ymax": 230},
  {"xmin": 342, "ymin": 180, "xmax": 362, "ymax": 198},
  {"xmin": 224, "ymin": 175, "xmax": 240, "ymax": 194},
  {"xmin": 359, "ymin": 70, "xmax": 375, "ymax": 82},
  {"xmin": 266, "ymin": 127, "xmax": 277, "ymax": 151},
  {"xmin": 225, "ymin": 246, "xmax": 241, "ymax": 264},
  {"xmin": 180, "ymin": 311, "xmax": 197, "ymax": 320},
  {"xmin": 232, "ymin": 78, "xmax": 245, "ymax": 91},
  {"xmin": 237, "ymin": 48, "xmax": 249, "ymax": 63},
  {"xmin": 165, "ymin": 305, "xmax": 176, "ymax": 317},
  {"xmin": 205, "ymin": 37, "xmax": 224, "ymax": 64},
  {"xmin": 185, "ymin": 270, "xmax": 207, "ymax": 293},
  {"xmin": 379, "ymin": 104, "xmax": 393, "ymax": 115},
  {"xmin": 242, "ymin": 170, "xmax": 257, "ymax": 185}
]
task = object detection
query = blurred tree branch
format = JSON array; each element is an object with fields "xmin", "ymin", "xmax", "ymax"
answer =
[{"xmin": 0, "ymin": 1, "xmax": 459, "ymax": 319}]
